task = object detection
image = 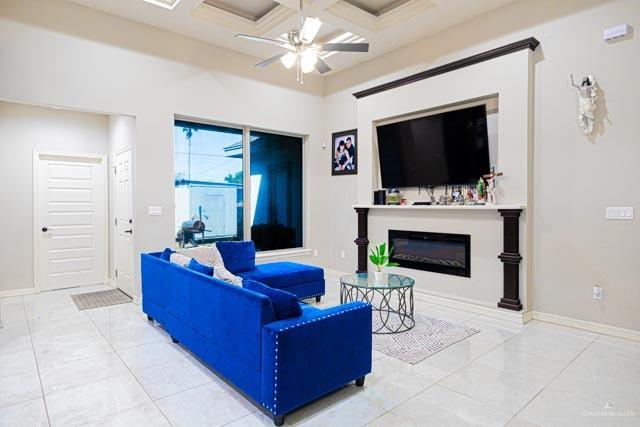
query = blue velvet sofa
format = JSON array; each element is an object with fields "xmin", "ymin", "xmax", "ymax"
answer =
[
  {"xmin": 216, "ymin": 241, "xmax": 326, "ymax": 302},
  {"xmin": 141, "ymin": 252, "xmax": 372, "ymax": 425}
]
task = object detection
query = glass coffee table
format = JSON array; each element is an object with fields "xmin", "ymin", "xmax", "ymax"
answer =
[{"xmin": 340, "ymin": 273, "xmax": 415, "ymax": 334}]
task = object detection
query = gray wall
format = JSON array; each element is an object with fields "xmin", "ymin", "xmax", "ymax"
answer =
[
  {"xmin": 321, "ymin": 0, "xmax": 640, "ymax": 331},
  {"xmin": 0, "ymin": 101, "xmax": 109, "ymax": 291}
]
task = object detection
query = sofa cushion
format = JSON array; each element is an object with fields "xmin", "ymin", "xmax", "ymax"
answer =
[
  {"xmin": 242, "ymin": 279, "xmax": 302, "ymax": 320},
  {"xmin": 238, "ymin": 262, "xmax": 323, "ymax": 289},
  {"xmin": 179, "ymin": 245, "xmax": 242, "ymax": 285},
  {"xmin": 187, "ymin": 258, "xmax": 214, "ymax": 276},
  {"xmin": 216, "ymin": 241, "xmax": 256, "ymax": 274},
  {"xmin": 160, "ymin": 247, "xmax": 174, "ymax": 261},
  {"xmin": 169, "ymin": 253, "xmax": 191, "ymax": 267}
]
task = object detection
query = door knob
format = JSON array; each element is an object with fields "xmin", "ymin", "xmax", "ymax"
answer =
[{"xmin": 42, "ymin": 227, "xmax": 48, "ymax": 232}]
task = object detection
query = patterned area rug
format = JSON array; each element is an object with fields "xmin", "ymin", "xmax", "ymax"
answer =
[
  {"xmin": 373, "ymin": 314, "xmax": 480, "ymax": 364},
  {"xmin": 71, "ymin": 289, "xmax": 132, "ymax": 310}
]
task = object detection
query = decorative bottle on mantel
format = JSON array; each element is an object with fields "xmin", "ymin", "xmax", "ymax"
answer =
[{"xmin": 476, "ymin": 178, "xmax": 486, "ymax": 204}]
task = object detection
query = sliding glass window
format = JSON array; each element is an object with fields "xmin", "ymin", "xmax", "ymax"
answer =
[
  {"xmin": 174, "ymin": 120, "xmax": 243, "ymax": 247},
  {"xmin": 250, "ymin": 130, "xmax": 303, "ymax": 251},
  {"xmin": 174, "ymin": 120, "xmax": 303, "ymax": 252}
]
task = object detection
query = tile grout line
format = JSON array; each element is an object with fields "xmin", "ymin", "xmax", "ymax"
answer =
[
  {"xmin": 503, "ymin": 332, "xmax": 602, "ymax": 425},
  {"xmin": 20, "ymin": 295, "xmax": 53, "ymax": 427},
  {"xmin": 84, "ymin": 302, "xmax": 175, "ymax": 426},
  {"xmin": 28, "ymin": 307, "xmax": 115, "ymax": 378},
  {"xmin": 365, "ymin": 310, "xmax": 547, "ymax": 426},
  {"xmin": 364, "ymin": 314, "xmax": 509, "ymax": 426}
]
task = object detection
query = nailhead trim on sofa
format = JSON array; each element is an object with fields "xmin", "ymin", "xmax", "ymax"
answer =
[{"xmin": 261, "ymin": 304, "xmax": 369, "ymax": 415}]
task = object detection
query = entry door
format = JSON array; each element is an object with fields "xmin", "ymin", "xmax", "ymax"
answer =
[
  {"xmin": 37, "ymin": 153, "xmax": 107, "ymax": 291},
  {"xmin": 114, "ymin": 149, "xmax": 134, "ymax": 297}
]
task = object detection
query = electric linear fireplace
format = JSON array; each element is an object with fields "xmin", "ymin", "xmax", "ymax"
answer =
[{"xmin": 389, "ymin": 230, "xmax": 471, "ymax": 277}]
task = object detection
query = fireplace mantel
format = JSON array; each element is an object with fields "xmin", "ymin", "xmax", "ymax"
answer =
[
  {"xmin": 354, "ymin": 205, "xmax": 525, "ymax": 311},
  {"xmin": 352, "ymin": 204, "xmax": 526, "ymax": 211}
]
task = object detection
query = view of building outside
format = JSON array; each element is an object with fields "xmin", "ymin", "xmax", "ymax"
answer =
[
  {"xmin": 174, "ymin": 120, "xmax": 303, "ymax": 251},
  {"xmin": 174, "ymin": 120, "xmax": 243, "ymax": 247}
]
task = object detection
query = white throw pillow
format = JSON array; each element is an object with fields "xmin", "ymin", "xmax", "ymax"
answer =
[
  {"xmin": 178, "ymin": 246, "xmax": 216, "ymax": 266},
  {"xmin": 178, "ymin": 245, "xmax": 242, "ymax": 286},
  {"xmin": 169, "ymin": 252, "xmax": 191, "ymax": 267}
]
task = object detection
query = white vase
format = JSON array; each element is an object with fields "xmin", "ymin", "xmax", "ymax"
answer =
[{"xmin": 373, "ymin": 271, "xmax": 388, "ymax": 285}]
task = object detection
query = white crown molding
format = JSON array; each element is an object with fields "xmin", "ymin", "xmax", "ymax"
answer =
[
  {"xmin": 191, "ymin": 3, "xmax": 296, "ymax": 36},
  {"xmin": 326, "ymin": 0, "xmax": 435, "ymax": 33}
]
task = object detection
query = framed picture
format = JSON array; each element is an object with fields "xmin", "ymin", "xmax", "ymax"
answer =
[{"xmin": 331, "ymin": 129, "xmax": 357, "ymax": 176}]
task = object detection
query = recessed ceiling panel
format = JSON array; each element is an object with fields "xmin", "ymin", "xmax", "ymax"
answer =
[
  {"xmin": 343, "ymin": 0, "xmax": 410, "ymax": 16},
  {"xmin": 203, "ymin": 0, "xmax": 279, "ymax": 22},
  {"xmin": 143, "ymin": 0, "xmax": 181, "ymax": 10}
]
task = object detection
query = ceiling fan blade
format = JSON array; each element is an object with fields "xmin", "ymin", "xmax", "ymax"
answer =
[
  {"xmin": 314, "ymin": 57, "xmax": 332, "ymax": 74},
  {"xmin": 320, "ymin": 43, "xmax": 369, "ymax": 53},
  {"xmin": 255, "ymin": 53, "xmax": 286, "ymax": 69},
  {"xmin": 300, "ymin": 17, "xmax": 323, "ymax": 43},
  {"xmin": 235, "ymin": 34, "xmax": 292, "ymax": 50}
]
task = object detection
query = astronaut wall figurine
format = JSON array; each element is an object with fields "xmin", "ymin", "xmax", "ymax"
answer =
[{"xmin": 570, "ymin": 74, "xmax": 598, "ymax": 134}]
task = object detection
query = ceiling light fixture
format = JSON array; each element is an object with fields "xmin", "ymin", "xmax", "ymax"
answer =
[
  {"xmin": 142, "ymin": 0, "xmax": 181, "ymax": 10},
  {"xmin": 280, "ymin": 52, "xmax": 297, "ymax": 69},
  {"xmin": 300, "ymin": 50, "xmax": 318, "ymax": 74},
  {"xmin": 235, "ymin": 0, "xmax": 369, "ymax": 84}
]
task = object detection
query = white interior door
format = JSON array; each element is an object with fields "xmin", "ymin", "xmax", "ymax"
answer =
[
  {"xmin": 36, "ymin": 153, "xmax": 107, "ymax": 291},
  {"xmin": 114, "ymin": 149, "xmax": 134, "ymax": 297}
]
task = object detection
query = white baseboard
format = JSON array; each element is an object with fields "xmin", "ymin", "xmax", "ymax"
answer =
[
  {"xmin": 132, "ymin": 295, "xmax": 142, "ymax": 306},
  {"xmin": 322, "ymin": 268, "xmax": 528, "ymax": 325},
  {"xmin": 412, "ymin": 289, "xmax": 529, "ymax": 325},
  {"xmin": 323, "ymin": 268, "xmax": 348, "ymax": 277},
  {"xmin": 321, "ymin": 269, "xmax": 639, "ymax": 339},
  {"xmin": 0, "ymin": 287, "xmax": 37, "ymax": 298},
  {"xmin": 531, "ymin": 311, "xmax": 640, "ymax": 341}
]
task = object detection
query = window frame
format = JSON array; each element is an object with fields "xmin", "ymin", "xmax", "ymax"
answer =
[{"xmin": 174, "ymin": 115, "xmax": 309, "ymax": 257}]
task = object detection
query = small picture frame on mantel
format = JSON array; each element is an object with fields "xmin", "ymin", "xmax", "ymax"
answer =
[{"xmin": 331, "ymin": 129, "xmax": 357, "ymax": 176}]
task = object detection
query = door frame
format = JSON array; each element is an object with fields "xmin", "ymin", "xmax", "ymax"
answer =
[
  {"xmin": 113, "ymin": 147, "xmax": 134, "ymax": 295},
  {"xmin": 32, "ymin": 150, "xmax": 109, "ymax": 291}
]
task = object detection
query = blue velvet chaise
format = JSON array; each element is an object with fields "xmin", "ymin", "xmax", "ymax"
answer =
[
  {"xmin": 215, "ymin": 241, "xmax": 326, "ymax": 302},
  {"xmin": 141, "ymin": 252, "xmax": 372, "ymax": 425}
]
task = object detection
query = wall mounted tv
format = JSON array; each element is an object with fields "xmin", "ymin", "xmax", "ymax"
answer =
[{"xmin": 376, "ymin": 105, "xmax": 491, "ymax": 188}]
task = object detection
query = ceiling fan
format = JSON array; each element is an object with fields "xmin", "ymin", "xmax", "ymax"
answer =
[{"xmin": 235, "ymin": 0, "xmax": 369, "ymax": 83}]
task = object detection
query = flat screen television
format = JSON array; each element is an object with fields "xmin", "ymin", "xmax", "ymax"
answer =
[{"xmin": 376, "ymin": 105, "xmax": 490, "ymax": 188}]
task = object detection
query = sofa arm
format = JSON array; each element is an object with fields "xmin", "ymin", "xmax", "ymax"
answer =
[{"xmin": 260, "ymin": 302, "xmax": 372, "ymax": 417}]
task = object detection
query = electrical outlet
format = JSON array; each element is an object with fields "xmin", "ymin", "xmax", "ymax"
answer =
[
  {"xmin": 313, "ymin": 249, "xmax": 318, "ymax": 257},
  {"xmin": 341, "ymin": 251, "xmax": 346, "ymax": 259},
  {"xmin": 593, "ymin": 285, "xmax": 603, "ymax": 300}
]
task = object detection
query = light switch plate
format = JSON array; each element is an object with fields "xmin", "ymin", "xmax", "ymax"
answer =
[
  {"xmin": 148, "ymin": 206, "xmax": 162, "ymax": 216},
  {"xmin": 606, "ymin": 206, "xmax": 633, "ymax": 220}
]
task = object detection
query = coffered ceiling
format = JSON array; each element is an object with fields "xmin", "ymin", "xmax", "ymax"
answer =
[{"xmin": 66, "ymin": 0, "xmax": 517, "ymax": 74}]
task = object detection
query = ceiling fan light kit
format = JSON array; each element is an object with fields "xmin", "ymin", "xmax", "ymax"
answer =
[
  {"xmin": 300, "ymin": 50, "xmax": 318, "ymax": 73},
  {"xmin": 234, "ymin": 0, "xmax": 370, "ymax": 84},
  {"xmin": 281, "ymin": 51, "xmax": 297, "ymax": 69}
]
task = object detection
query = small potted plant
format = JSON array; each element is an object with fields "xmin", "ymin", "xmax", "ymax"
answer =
[{"xmin": 369, "ymin": 242, "xmax": 399, "ymax": 284}]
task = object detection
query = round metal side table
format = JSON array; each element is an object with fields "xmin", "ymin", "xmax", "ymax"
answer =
[{"xmin": 340, "ymin": 273, "xmax": 415, "ymax": 334}]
